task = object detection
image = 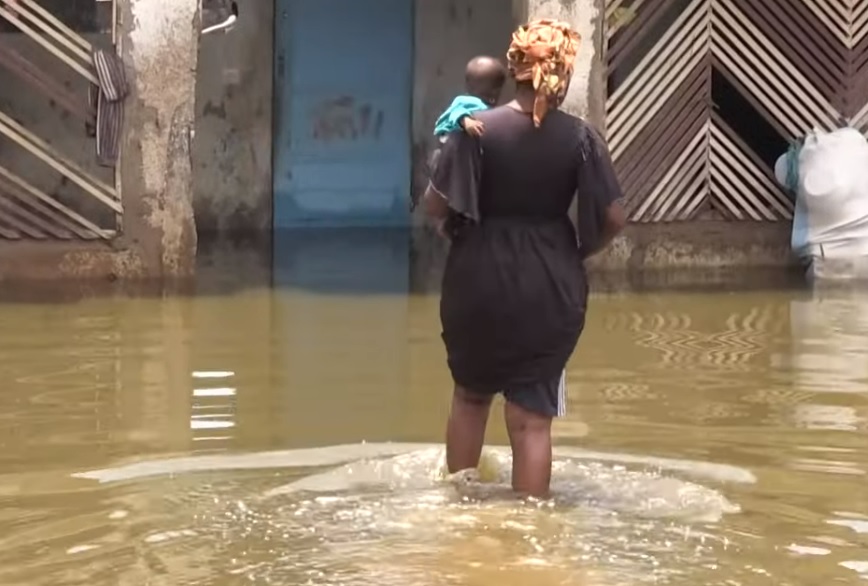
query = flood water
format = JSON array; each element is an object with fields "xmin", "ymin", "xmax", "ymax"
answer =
[{"xmin": 0, "ymin": 233, "xmax": 867, "ymax": 585}]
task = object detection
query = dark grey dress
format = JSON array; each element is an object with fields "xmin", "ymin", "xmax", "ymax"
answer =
[{"xmin": 430, "ymin": 106, "xmax": 623, "ymax": 417}]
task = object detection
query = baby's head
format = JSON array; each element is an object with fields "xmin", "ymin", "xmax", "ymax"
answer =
[{"xmin": 465, "ymin": 56, "xmax": 507, "ymax": 106}]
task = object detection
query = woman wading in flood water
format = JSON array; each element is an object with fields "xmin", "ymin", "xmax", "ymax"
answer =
[{"xmin": 423, "ymin": 19, "xmax": 627, "ymax": 498}]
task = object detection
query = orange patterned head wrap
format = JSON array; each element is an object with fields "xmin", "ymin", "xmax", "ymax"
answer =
[{"xmin": 506, "ymin": 18, "xmax": 581, "ymax": 127}]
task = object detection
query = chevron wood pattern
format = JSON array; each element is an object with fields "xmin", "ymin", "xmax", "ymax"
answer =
[{"xmin": 606, "ymin": 0, "xmax": 868, "ymax": 223}]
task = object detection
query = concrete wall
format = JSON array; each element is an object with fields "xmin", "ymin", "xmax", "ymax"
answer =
[
  {"xmin": 113, "ymin": 0, "xmax": 201, "ymax": 277},
  {"xmin": 524, "ymin": 0, "xmax": 605, "ymax": 126},
  {"xmin": 192, "ymin": 0, "xmax": 273, "ymax": 234}
]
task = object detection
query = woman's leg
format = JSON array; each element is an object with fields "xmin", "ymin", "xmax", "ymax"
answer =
[
  {"xmin": 504, "ymin": 399, "xmax": 553, "ymax": 498},
  {"xmin": 446, "ymin": 385, "xmax": 493, "ymax": 473},
  {"xmin": 502, "ymin": 374, "xmax": 563, "ymax": 497}
]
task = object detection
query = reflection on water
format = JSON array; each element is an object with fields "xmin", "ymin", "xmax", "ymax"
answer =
[
  {"xmin": 0, "ymin": 232, "xmax": 867, "ymax": 585},
  {"xmin": 191, "ymin": 370, "xmax": 237, "ymax": 448}
]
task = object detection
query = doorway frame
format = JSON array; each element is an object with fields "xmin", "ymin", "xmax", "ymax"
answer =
[{"xmin": 269, "ymin": 0, "xmax": 417, "ymax": 230}]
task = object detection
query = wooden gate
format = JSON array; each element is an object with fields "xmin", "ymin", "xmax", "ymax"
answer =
[{"xmin": 605, "ymin": 0, "xmax": 868, "ymax": 223}]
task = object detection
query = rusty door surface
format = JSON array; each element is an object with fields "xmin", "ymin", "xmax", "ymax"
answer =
[{"xmin": 272, "ymin": 0, "xmax": 413, "ymax": 228}]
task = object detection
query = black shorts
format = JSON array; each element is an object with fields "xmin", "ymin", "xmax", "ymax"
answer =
[{"xmin": 465, "ymin": 371, "xmax": 567, "ymax": 419}]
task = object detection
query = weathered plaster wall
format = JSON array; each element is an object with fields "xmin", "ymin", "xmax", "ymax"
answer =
[
  {"xmin": 411, "ymin": 222, "xmax": 794, "ymax": 293},
  {"xmin": 192, "ymin": 0, "xmax": 273, "ymax": 234},
  {"xmin": 524, "ymin": 0, "xmax": 604, "ymax": 125},
  {"xmin": 114, "ymin": 0, "xmax": 201, "ymax": 277}
]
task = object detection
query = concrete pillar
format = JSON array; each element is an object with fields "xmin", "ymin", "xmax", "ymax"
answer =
[
  {"xmin": 523, "ymin": 0, "xmax": 606, "ymax": 129},
  {"xmin": 117, "ymin": 0, "xmax": 201, "ymax": 277}
]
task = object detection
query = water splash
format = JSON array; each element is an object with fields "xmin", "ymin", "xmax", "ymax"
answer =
[
  {"xmin": 265, "ymin": 447, "xmax": 740, "ymax": 523},
  {"xmin": 73, "ymin": 442, "xmax": 756, "ymax": 485}
]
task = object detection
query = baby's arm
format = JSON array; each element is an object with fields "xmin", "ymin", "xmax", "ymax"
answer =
[
  {"xmin": 460, "ymin": 116, "xmax": 485, "ymax": 137},
  {"xmin": 435, "ymin": 96, "xmax": 487, "ymax": 135}
]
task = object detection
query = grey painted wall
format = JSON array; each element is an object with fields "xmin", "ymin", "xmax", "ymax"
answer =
[
  {"xmin": 525, "ymin": 0, "xmax": 604, "ymax": 125},
  {"xmin": 192, "ymin": 0, "xmax": 274, "ymax": 234}
]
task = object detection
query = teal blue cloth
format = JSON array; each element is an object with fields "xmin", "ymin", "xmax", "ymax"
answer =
[{"xmin": 434, "ymin": 95, "xmax": 489, "ymax": 136}]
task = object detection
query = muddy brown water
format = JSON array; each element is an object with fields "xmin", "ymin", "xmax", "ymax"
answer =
[{"xmin": 0, "ymin": 239, "xmax": 866, "ymax": 585}]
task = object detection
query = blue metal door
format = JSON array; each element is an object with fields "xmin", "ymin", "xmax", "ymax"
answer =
[{"xmin": 273, "ymin": 0, "xmax": 413, "ymax": 228}]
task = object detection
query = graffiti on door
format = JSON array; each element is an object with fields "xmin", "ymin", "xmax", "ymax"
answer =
[{"xmin": 310, "ymin": 96, "xmax": 385, "ymax": 142}]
